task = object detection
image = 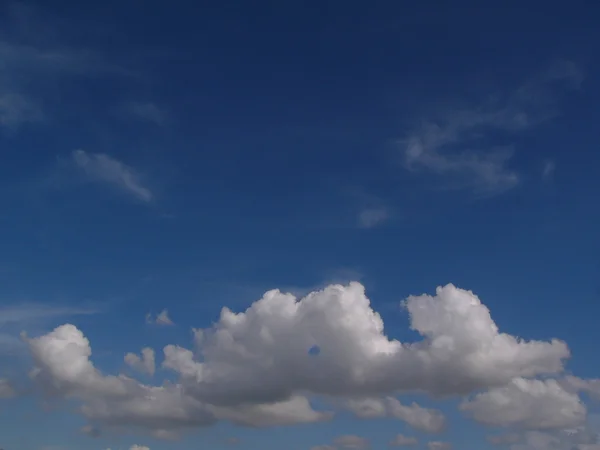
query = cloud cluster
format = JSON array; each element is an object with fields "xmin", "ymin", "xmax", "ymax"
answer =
[{"xmin": 19, "ymin": 282, "xmax": 594, "ymax": 442}]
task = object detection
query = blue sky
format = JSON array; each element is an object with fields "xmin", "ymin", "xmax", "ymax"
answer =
[{"xmin": 1, "ymin": 1, "xmax": 600, "ymax": 450}]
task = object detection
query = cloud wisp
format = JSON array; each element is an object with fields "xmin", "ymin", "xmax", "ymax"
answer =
[
  {"xmin": 71, "ymin": 150, "xmax": 153, "ymax": 203},
  {"xmin": 0, "ymin": 302, "xmax": 98, "ymax": 355},
  {"xmin": 398, "ymin": 61, "xmax": 583, "ymax": 196}
]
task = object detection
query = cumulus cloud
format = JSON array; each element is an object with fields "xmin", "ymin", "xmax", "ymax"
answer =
[
  {"xmin": 398, "ymin": 61, "xmax": 582, "ymax": 195},
  {"xmin": 563, "ymin": 376, "xmax": 600, "ymax": 400},
  {"xmin": 460, "ymin": 378, "xmax": 586, "ymax": 429},
  {"xmin": 125, "ymin": 348, "xmax": 156, "ymax": 376},
  {"xmin": 130, "ymin": 445, "xmax": 149, "ymax": 450},
  {"xmin": 24, "ymin": 282, "xmax": 576, "ymax": 438},
  {"xmin": 389, "ymin": 434, "xmax": 418, "ymax": 446},
  {"xmin": 345, "ymin": 397, "xmax": 445, "ymax": 433},
  {"xmin": 71, "ymin": 150, "xmax": 153, "ymax": 203}
]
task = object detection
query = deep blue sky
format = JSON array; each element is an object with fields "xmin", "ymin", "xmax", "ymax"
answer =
[{"xmin": 1, "ymin": 2, "xmax": 599, "ymax": 450}]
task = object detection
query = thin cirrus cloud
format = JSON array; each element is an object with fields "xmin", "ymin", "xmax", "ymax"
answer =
[
  {"xmin": 71, "ymin": 150, "xmax": 153, "ymax": 203},
  {"xmin": 397, "ymin": 61, "xmax": 583, "ymax": 196},
  {"xmin": 124, "ymin": 101, "xmax": 168, "ymax": 126},
  {"xmin": 0, "ymin": 33, "xmax": 132, "ymax": 131},
  {"xmin": 0, "ymin": 302, "xmax": 98, "ymax": 355},
  {"xmin": 18, "ymin": 281, "xmax": 600, "ymax": 448},
  {"xmin": 357, "ymin": 206, "xmax": 390, "ymax": 229}
]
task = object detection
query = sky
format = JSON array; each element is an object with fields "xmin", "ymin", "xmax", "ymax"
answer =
[{"xmin": 0, "ymin": 1, "xmax": 600, "ymax": 450}]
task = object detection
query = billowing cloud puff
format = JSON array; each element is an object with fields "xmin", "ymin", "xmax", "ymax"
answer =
[
  {"xmin": 25, "ymin": 283, "xmax": 577, "ymax": 438},
  {"xmin": 165, "ymin": 283, "xmax": 568, "ymax": 404}
]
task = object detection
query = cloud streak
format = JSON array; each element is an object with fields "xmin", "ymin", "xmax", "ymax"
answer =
[{"xmin": 71, "ymin": 150, "xmax": 153, "ymax": 203}]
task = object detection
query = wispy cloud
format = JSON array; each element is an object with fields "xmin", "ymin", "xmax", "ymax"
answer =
[
  {"xmin": 124, "ymin": 101, "xmax": 167, "ymax": 126},
  {"xmin": 542, "ymin": 159, "xmax": 556, "ymax": 180},
  {"xmin": 0, "ymin": 4, "xmax": 133, "ymax": 130},
  {"xmin": 0, "ymin": 303, "xmax": 97, "ymax": 326},
  {"xmin": 0, "ymin": 91, "xmax": 43, "ymax": 129},
  {"xmin": 0, "ymin": 303, "xmax": 97, "ymax": 354},
  {"xmin": 357, "ymin": 206, "xmax": 389, "ymax": 229},
  {"xmin": 398, "ymin": 61, "xmax": 583, "ymax": 196},
  {"xmin": 71, "ymin": 150, "xmax": 153, "ymax": 203}
]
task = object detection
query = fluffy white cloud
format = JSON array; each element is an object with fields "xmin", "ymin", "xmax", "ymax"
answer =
[
  {"xmin": 164, "ymin": 283, "xmax": 568, "ymax": 405},
  {"xmin": 461, "ymin": 378, "xmax": 586, "ymax": 429},
  {"xmin": 130, "ymin": 445, "xmax": 149, "ymax": 450},
  {"xmin": 125, "ymin": 348, "xmax": 156, "ymax": 376},
  {"xmin": 345, "ymin": 397, "xmax": 445, "ymax": 433},
  {"xmin": 389, "ymin": 434, "xmax": 418, "ymax": 446},
  {"xmin": 25, "ymin": 282, "xmax": 575, "ymax": 438}
]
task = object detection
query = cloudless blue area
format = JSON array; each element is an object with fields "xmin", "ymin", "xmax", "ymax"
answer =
[{"xmin": 0, "ymin": 1, "xmax": 599, "ymax": 449}]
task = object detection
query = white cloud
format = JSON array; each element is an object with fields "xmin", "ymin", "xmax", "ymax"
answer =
[
  {"xmin": 398, "ymin": 62, "xmax": 582, "ymax": 195},
  {"xmin": 389, "ymin": 434, "xmax": 418, "ymax": 446},
  {"xmin": 24, "ymin": 282, "xmax": 576, "ymax": 437},
  {"xmin": 460, "ymin": 378, "xmax": 586, "ymax": 429},
  {"xmin": 333, "ymin": 435, "xmax": 369, "ymax": 449},
  {"xmin": 146, "ymin": 309, "xmax": 174, "ymax": 326},
  {"xmin": 71, "ymin": 150, "xmax": 153, "ymax": 203},
  {"xmin": 311, "ymin": 446, "xmax": 336, "ymax": 450},
  {"xmin": 130, "ymin": 445, "xmax": 150, "ymax": 450},
  {"xmin": 345, "ymin": 397, "xmax": 445, "ymax": 433},
  {"xmin": 125, "ymin": 348, "xmax": 156, "ymax": 376},
  {"xmin": 155, "ymin": 309, "xmax": 174, "ymax": 326},
  {"xmin": 563, "ymin": 376, "xmax": 600, "ymax": 400}
]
